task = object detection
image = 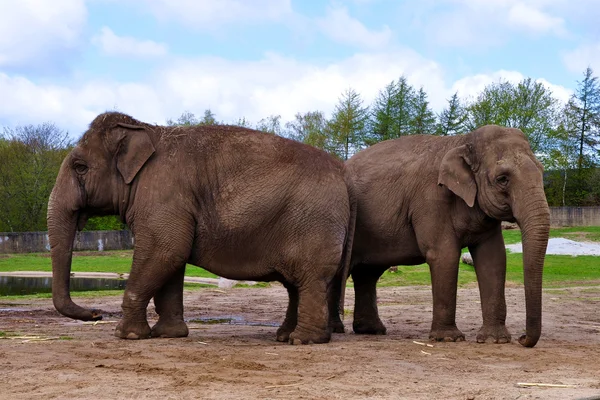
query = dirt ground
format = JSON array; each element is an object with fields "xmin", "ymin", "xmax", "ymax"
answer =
[{"xmin": 1, "ymin": 284, "xmax": 600, "ymax": 400}]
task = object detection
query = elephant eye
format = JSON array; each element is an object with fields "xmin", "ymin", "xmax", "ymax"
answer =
[
  {"xmin": 74, "ymin": 162, "xmax": 89, "ymax": 175},
  {"xmin": 495, "ymin": 175, "xmax": 509, "ymax": 186}
]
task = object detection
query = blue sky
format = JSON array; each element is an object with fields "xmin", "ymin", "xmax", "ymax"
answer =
[{"xmin": 1, "ymin": 0, "xmax": 599, "ymax": 136}]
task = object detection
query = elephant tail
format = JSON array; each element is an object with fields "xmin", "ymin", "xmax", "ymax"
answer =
[{"xmin": 338, "ymin": 174, "xmax": 357, "ymax": 319}]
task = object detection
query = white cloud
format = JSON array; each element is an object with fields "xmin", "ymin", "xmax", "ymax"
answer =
[
  {"xmin": 0, "ymin": 0, "xmax": 87, "ymax": 67},
  {"xmin": 451, "ymin": 70, "xmax": 527, "ymax": 100},
  {"xmin": 92, "ymin": 27, "xmax": 168, "ymax": 58},
  {"xmin": 0, "ymin": 51, "xmax": 572, "ymax": 136},
  {"xmin": 0, "ymin": 73, "xmax": 164, "ymax": 136},
  {"xmin": 507, "ymin": 3, "xmax": 565, "ymax": 35},
  {"xmin": 451, "ymin": 70, "xmax": 572, "ymax": 105},
  {"xmin": 316, "ymin": 5, "xmax": 392, "ymax": 49},
  {"xmin": 563, "ymin": 42, "xmax": 600, "ymax": 74},
  {"xmin": 424, "ymin": 0, "xmax": 567, "ymax": 47},
  {"xmin": 140, "ymin": 0, "xmax": 293, "ymax": 29}
]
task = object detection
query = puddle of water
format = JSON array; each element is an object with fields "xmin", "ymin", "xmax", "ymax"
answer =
[
  {"xmin": 0, "ymin": 276, "xmax": 127, "ymax": 296},
  {"xmin": 188, "ymin": 315, "xmax": 279, "ymax": 327}
]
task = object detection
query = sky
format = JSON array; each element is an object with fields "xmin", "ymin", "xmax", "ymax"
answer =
[{"xmin": 1, "ymin": 0, "xmax": 600, "ymax": 137}]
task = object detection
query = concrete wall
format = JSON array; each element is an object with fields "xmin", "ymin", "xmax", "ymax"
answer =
[
  {"xmin": 1, "ymin": 207, "xmax": 599, "ymax": 253},
  {"xmin": 550, "ymin": 207, "xmax": 600, "ymax": 227},
  {"xmin": 0, "ymin": 230, "xmax": 134, "ymax": 254}
]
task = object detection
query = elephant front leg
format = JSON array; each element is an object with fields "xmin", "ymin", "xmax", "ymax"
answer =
[
  {"xmin": 469, "ymin": 226, "xmax": 511, "ymax": 344},
  {"xmin": 115, "ymin": 228, "xmax": 193, "ymax": 340},
  {"xmin": 427, "ymin": 248, "xmax": 465, "ymax": 342},
  {"xmin": 276, "ymin": 282, "xmax": 298, "ymax": 342},
  {"xmin": 151, "ymin": 266, "xmax": 189, "ymax": 338},
  {"xmin": 352, "ymin": 264, "xmax": 387, "ymax": 335}
]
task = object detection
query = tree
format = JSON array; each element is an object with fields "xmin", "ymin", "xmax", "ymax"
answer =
[
  {"xmin": 566, "ymin": 67, "xmax": 600, "ymax": 172},
  {"xmin": 285, "ymin": 111, "xmax": 330, "ymax": 151},
  {"xmin": 0, "ymin": 123, "xmax": 72, "ymax": 232},
  {"xmin": 255, "ymin": 115, "xmax": 282, "ymax": 135},
  {"xmin": 327, "ymin": 88, "xmax": 369, "ymax": 160},
  {"xmin": 166, "ymin": 110, "xmax": 199, "ymax": 126},
  {"xmin": 368, "ymin": 76, "xmax": 417, "ymax": 144},
  {"xmin": 436, "ymin": 92, "xmax": 468, "ymax": 135},
  {"xmin": 409, "ymin": 87, "xmax": 436, "ymax": 135},
  {"xmin": 369, "ymin": 81, "xmax": 399, "ymax": 144},
  {"xmin": 199, "ymin": 109, "xmax": 218, "ymax": 125},
  {"xmin": 233, "ymin": 117, "xmax": 252, "ymax": 128},
  {"xmin": 541, "ymin": 122, "xmax": 579, "ymax": 206},
  {"xmin": 167, "ymin": 109, "xmax": 220, "ymax": 126},
  {"xmin": 465, "ymin": 78, "xmax": 559, "ymax": 153}
]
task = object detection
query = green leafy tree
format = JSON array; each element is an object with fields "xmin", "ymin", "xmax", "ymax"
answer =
[
  {"xmin": 166, "ymin": 110, "xmax": 199, "ymax": 126},
  {"xmin": 255, "ymin": 115, "xmax": 282, "ymax": 135},
  {"xmin": 409, "ymin": 87, "xmax": 436, "ymax": 135},
  {"xmin": 167, "ymin": 109, "xmax": 220, "ymax": 126},
  {"xmin": 233, "ymin": 117, "xmax": 253, "ymax": 128},
  {"xmin": 285, "ymin": 111, "xmax": 330, "ymax": 151},
  {"xmin": 0, "ymin": 123, "xmax": 72, "ymax": 232},
  {"xmin": 327, "ymin": 88, "xmax": 370, "ymax": 160},
  {"xmin": 436, "ymin": 92, "xmax": 468, "ymax": 135},
  {"xmin": 465, "ymin": 78, "xmax": 558, "ymax": 153}
]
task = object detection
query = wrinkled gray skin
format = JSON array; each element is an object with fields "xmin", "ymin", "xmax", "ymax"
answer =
[
  {"xmin": 48, "ymin": 112, "xmax": 356, "ymax": 344},
  {"xmin": 330, "ymin": 125, "xmax": 550, "ymax": 348}
]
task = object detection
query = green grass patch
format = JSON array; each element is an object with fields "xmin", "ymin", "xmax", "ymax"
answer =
[
  {"xmin": 0, "ymin": 251, "xmax": 217, "ymax": 278},
  {"xmin": 502, "ymin": 226, "xmax": 600, "ymax": 244}
]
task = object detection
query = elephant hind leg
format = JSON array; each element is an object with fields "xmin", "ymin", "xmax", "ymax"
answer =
[
  {"xmin": 151, "ymin": 266, "xmax": 189, "ymax": 338},
  {"xmin": 276, "ymin": 281, "xmax": 299, "ymax": 342},
  {"xmin": 328, "ymin": 275, "xmax": 345, "ymax": 334},
  {"xmin": 352, "ymin": 264, "xmax": 387, "ymax": 335},
  {"xmin": 288, "ymin": 270, "xmax": 334, "ymax": 345}
]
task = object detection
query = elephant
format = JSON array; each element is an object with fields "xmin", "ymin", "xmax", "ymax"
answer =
[
  {"xmin": 47, "ymin": 111, "xmax": 356, "ymax": 344},
  {"xmin": 330, "ymin": 125, "xmax": 550, "ymax": 347}
]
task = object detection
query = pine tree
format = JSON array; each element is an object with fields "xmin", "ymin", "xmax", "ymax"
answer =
[
  {"xmin": 567, "ymin": 67, "xmax": 600, "ymax": 172},
  {"xmin": 436, "ymin": 92, "xmax": 467, "ymax": 135},
  {"xmin": 409, "ymin": 87, "xmax": 436, "ymax": 135},
  {"xmin": 328, "ymin": 88, "xmax": 369, "ymax": 160}
]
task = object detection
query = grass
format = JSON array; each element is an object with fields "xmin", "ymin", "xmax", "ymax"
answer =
[
  {"xmin": 0, "ymin": 227, "xmax": 599, "ymax": 298},
  {"xmin": 0, "ymin": 251, "xmax": 217, "ymax": 278},
  {"xmin": 361, "ymin": 227, "xmax": 600, "ymax": 288}
]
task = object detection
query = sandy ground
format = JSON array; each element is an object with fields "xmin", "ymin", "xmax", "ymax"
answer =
[{"xmin": 1, "ymin": 284, "xmax": 600, "ymax": 400}]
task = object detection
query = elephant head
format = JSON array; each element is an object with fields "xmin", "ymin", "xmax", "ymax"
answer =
[
  {"xmin": 438, "ymin": 125, "xmax": 550, "ymax": 347},
  {"xmin": 47, "ymin": 112, "xmax": 155, "ymax": 321}
]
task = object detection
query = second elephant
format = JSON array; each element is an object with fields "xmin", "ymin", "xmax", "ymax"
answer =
[{"xmin": 332, "ymin": 125, "xmax": 550, "ymax": 347}]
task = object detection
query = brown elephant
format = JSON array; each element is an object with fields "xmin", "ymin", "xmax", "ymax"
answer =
[
  {"xmin": 330, "ymin": 125, "xmax": 549, "ymax": 347},
  {"xmin": 48, "ymin": 112, "xmax": 356, "ymax": 344}
]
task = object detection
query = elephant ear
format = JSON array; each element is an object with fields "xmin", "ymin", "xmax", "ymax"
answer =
[
  {"xmin": 114, "ymin": 122, "xmax": 155, "ymax": 185},
  {"xmin": 437, "ymin": 143, "xmax": 477, "ymax": 207}
]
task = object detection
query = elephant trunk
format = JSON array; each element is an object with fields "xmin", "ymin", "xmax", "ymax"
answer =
[
  {"xmin": 47, "ymin": 177, "xmax": 102, "ymax": 321},
  {"xmin": 513, "ymin": 187, "xmax": 550, "ymax": 348}
]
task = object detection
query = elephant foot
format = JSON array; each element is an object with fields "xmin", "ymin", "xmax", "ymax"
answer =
[
  {"xmin": 353, "ymin": 318, "xmax": 387, "ymax": 335},
  {"xmin": 114, "ymin": 319, "xmax": 152, "ymax": 340},
  {"xmin": 476, "ymin": 324, "xmax": 511, "ymax": 344},
  {"xmin": 330, "ymin": 319, "xmax": 345, "ymax": 334},
  {"xmin": 276, "ymin": 325, "xmax": 295, "ymax": 342},
  {"xmin": 288, "ymin": 326, "xmax": 331, "ymax": 345},
  {"xmin": 151, "ymin": 318, "xmax": 189, "ymax": 338},
  {"xmin": 429, "ymin": 325, "xmax": 465, "ymax": 342}
]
